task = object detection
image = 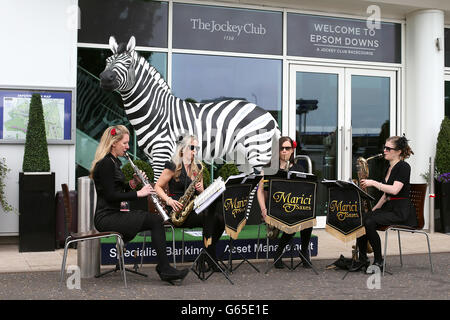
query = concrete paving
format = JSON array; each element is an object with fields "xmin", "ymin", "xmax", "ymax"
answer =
[{"xmin": 0, "ymin": 229, "xmax": 449, "ymax": 301}]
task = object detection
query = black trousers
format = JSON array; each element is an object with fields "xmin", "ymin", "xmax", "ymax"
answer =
[
  {"xmin": 275, "ymin": 227, "xmax": 313, "ymax": 258},
  {"xmin": 357, "ymin": 208, "xmax": 406, "ymax": 263},
  {"xmin": 179, "ymin": 198, "xmax": 225, "ymax": 260}
]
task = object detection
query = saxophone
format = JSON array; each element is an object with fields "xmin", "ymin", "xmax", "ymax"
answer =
[
  {"xmin": 170, "ymin": 163, "xmax": 204, "ymax": 226},
  {"xmin": 124, "ymin": 152, "xmax": 170, "ymax": 222},
  {"xmin": 353, "ymin": 153, "xmax": 383, "ymax": 257}
]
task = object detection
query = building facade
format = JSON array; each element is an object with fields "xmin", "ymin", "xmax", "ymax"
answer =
[{"xmin": 1, "ymin": 0, "xmax": 449, "ymax": 234}]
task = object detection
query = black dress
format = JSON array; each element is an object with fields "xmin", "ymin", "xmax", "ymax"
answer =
[
  {"xmin": 357, "ymin": 160, "xmax": 417, "ymax": 261},
  {"xmin": 365, "ymin": 160, "xmax": 417, "ymax": 227},
  {"xmin": 164, "ymin": 161, "xmax": 224, "ymax": 258}
]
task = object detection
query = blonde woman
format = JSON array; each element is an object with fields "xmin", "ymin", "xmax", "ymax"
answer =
[
  {"xmin": 155, "ymin": 134, "xmax": 225, "ymax": 272},
  {"xmin": 90, "ymin": 125, "xmax": 188, "ymax": 283}
]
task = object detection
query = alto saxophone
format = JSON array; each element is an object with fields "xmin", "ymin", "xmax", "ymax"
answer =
[
  {"xmin": 124, "ymin": 152, "xmax": 170, "ymax": 222},
  {"xmin": 356, "ymin": 153, "xmax": 383, "ymax": 213},
  {"xmin": 170, "ymin": 163, "xmax": 204, "ymax": 226}
]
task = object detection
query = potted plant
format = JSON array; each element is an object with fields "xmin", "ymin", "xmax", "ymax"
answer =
[
  {"xmin": 434, "ymin": 117, "xmax": 450, "ymax": 233},
  {"xmin": 19, "ymin": 93, "xmax": 55, "ymax": 252},
  {"xmin": 0, "ymin": 157, "xmax": 16, "ymax": 214}
]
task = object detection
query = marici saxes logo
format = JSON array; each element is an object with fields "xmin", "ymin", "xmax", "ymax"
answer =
[
  {"xmin": 223, "ymin": 197, "xmax": 248, "ymax": 218},
  {"xmin": 272, "ymin": 192, "xmax": 313, "ymax": 213},
  {"xmin": 329, "ymin": 200, "xmax": 360, "ymax": 221}
]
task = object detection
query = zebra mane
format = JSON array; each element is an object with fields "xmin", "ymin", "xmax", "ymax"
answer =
[{"xmin": 136, "ymin": 53, "xmax": 171, "ymax": 94}]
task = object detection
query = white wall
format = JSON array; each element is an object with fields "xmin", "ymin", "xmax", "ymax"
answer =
[
  {"xmin": 0, "ymin": 0, "xmax": 78, "ymax": 234},
  {"xmin": 405, "ymin": 9, "xmax": 445, "ymax": 230}
]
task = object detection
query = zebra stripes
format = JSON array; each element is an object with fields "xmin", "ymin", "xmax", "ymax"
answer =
[{"xmin": 100, "ymin": 36, "xmax": 280, "ymax": 179}]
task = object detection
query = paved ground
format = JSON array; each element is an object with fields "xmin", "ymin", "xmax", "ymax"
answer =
[{"xmin": 0, "ymin": 252, "xmax": 448, "ymax": 301}]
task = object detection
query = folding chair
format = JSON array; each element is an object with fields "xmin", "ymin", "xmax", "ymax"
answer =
[
  {"xmin": 59, "ymin": 184, "xmax": 128, "ymax": 288},
  {"xmin": 379, "ymin": 183, "xmax": 433, "ymax": 276}
]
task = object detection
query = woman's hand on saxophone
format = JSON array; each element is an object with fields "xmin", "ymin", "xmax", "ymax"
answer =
[
  {"xmin": 360, "ymin": 179, "xmax": 376, "ymax": 189},
  {"xmin": 194, "ymin": 182, "xmax": 204, "ymax": 193},
  {"xmin": 137, "ymin": 184, "xmax": 155, "ymax": 197},
  {"xmin": 167, "ymin": 198, "xmax": 183, "ymax": 211}
]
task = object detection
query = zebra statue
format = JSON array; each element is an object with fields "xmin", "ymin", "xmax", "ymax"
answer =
[{"xmin": 99, "ymin": 36, "xmax": 280, "ymax": 179}]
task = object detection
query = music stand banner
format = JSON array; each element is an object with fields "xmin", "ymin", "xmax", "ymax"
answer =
[
  {"xmin": 222, "ymin": 184, "xmax": 253, "ymax": 239},
  {"xmin": 266, "ymin": 179, "xmax": 317, "ymax": 234},
  {"xmin": 325, "ymin": 187, "xmax": 366, "ymax": 242}
]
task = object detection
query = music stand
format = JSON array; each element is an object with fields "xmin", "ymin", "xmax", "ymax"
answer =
[
  {"xmin": 219, "ymin": 173, "xmax": 262, "ymax": 274},
  {"xmin": 321, "ymin": 179, "xmax": 382, "ymax": 279},
  {"xmin": 96, "ymin": 243, "xmax": 148, "ymax": 279},
  {"xmin": 264, "ymin": 171, "xmax": 319, "ymax": 275},
  {"xmin": 189, "ymin": 195, "xmax": 234, "ymax": 285}
]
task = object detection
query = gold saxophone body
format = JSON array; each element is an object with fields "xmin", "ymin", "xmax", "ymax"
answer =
[{"xmin": 170, "ymin": 163, "xmax": 204, "ymax": 226}]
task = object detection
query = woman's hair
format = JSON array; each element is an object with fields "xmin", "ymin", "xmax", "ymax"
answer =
[
  {"xmin": 89, "ymin": 125, "xmax": 130, "ymax": 178},
  {"xmin": 387, "ymin": 135, "xmax": 414, "ymax": 160},
  {"xmin": 279, "ymin": 136, "xmax": 295, "ymax": 163},
  {"xmin": 171, "ymin": 134, "xmax": 202, "ymax": 181}
]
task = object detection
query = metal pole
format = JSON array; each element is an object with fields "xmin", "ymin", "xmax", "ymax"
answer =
[
  {"xmin": 77, "ymin": 176, "xmax": 100, "ymax": 278},
  {"xmin": 429, "ymin": 157, "xmax": 435, "ymax": 233}
]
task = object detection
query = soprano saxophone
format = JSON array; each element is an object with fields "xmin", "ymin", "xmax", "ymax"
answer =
[{"xmin": 124, "ymin": 152, "xmax": 170, "ymax": 222}]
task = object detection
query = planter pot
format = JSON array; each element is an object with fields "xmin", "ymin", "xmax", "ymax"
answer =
[
  {"xmin": 434, "ymin": 179, "xmax": 450, "ymax": 234},
  {"xmin": 19, "ymin": 172, "xmax": 56, "ymax": 252}
]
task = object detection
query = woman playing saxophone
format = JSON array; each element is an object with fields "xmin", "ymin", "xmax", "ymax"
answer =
[{"xmin": 155, "ymin": 134, "xmax": 225, "ymax": 272}]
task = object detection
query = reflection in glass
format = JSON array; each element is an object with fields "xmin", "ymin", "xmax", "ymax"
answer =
[
  {"xmin": 76, "ymin": 48, "xmax": 167, "ymax": 179},
  {"xmin": 351, "ymin": 75, "xmax": 390, "ymax": 201},
  {"xmin": 296, "ymin": 72, "xmax": 338, "ymax": 216},
  {"xmin": 445, "ymin": 81, "xmax": 450, "ymax": 118},
  {"xmin": 172, "ymin": 54, "xmax": 282, "ymax": 126}
]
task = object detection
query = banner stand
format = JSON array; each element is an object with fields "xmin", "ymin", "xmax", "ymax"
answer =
[{"xmin": 220, "ymin": 173, "xmax": 262, "ymax": 274}]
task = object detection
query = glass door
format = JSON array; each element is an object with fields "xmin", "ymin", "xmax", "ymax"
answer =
[
  {"xmin": 289, "ymin": 64, "xmax": 396, "ymax": 227},
  {"xmin": 445, "ymin": 74, "xmax": 450, "ymax": 118}
]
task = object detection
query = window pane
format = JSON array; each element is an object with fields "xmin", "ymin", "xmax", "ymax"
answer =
[
  {"xmin": 78, "ymin": 0, "xmax": 168, "ymax": 47},
  {"xmin": 172, "ymin": 54, "xmax": 282, "ymax": 126},
  {"xmin": 76, "ymin": 48, "xmax": 167, "ymax": 166}
]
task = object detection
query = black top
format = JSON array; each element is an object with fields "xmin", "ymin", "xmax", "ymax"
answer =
[
  {"xmin": 93, "ymin": 153, "xmax": 137, "ymax": 218},
  {"xmin": 164, "ymin": 161, "xmax": 202, "ymax": 200},
  {"xmin": 382, "ymin": 160, "xmax": 410, "ymax": 198},
  {"xmin": 379, "ymin": 160, "xmax": 417, "ymax": 226},
  {"xmin": 263, "ymin": 161, "xmax": 306, "ymax": 191}
]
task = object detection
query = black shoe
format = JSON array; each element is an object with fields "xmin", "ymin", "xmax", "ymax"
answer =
[
  {"xmin": 156, "ymin": 265, "xmax": 189, "ymax": 284},
  {"xmin": 348, "ymin": 258, "xmax": 370, "ymax": 272}
]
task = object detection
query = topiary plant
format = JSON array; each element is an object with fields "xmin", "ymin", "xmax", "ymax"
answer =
[
  {"xmin": 435, "ymin": 117, "xmax": 450, "ymax": 182},
  {"xmin": 22, "ymin": 94, "xmax": 50, "ymax": 172},
  {"xmin": 121, "ymin": 159, "xmax": 154, "ymax": 189},
  {"xmin": 217, "ymin": 163, "xmax": 240, "ymax": 181}
]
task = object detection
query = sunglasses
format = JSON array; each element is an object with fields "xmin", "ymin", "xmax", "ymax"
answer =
[
  {"xmin": 383, "ymin": 145, "xmax": 398, "ymax": 152},
  {"xmin": 280, "ymin": 146, "xmax": 293, "ymax": 151},
  {"xmin": 190, "ymin": 145, "xmax": 200, "ymax": 151}
]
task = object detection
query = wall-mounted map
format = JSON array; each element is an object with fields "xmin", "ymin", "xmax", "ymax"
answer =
[{"xmin": 0, "ymin": 89, "xmax": 72, "ymax": 142}]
